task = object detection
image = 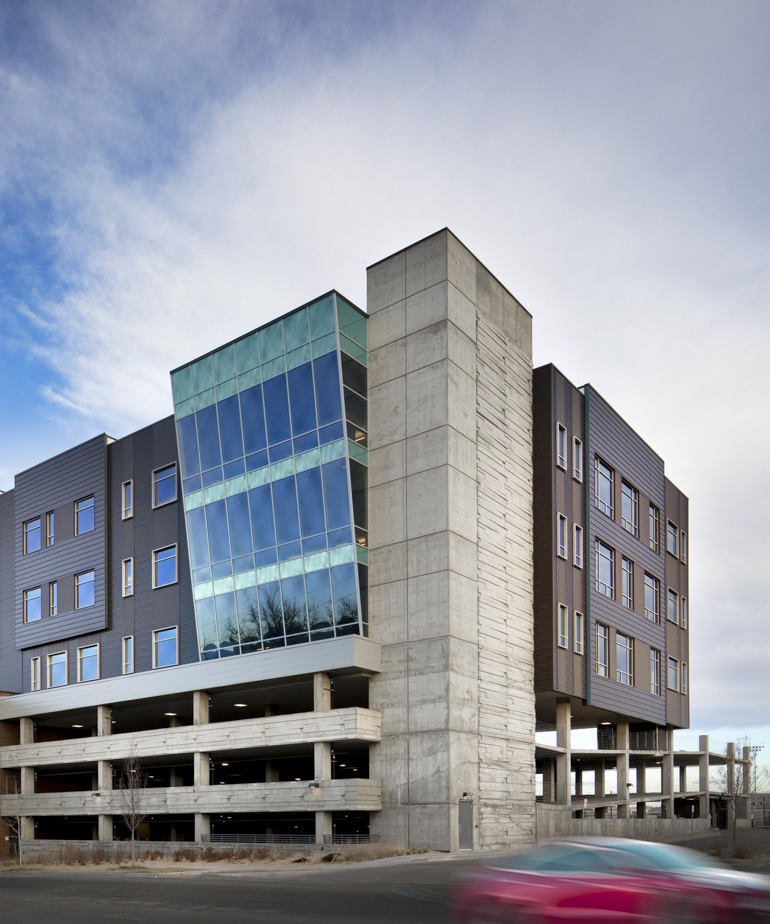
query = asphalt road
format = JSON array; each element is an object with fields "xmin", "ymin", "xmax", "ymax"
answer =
[{"xmin": 0, "ymin": 854, "xmax": 480, "ymax": 924}]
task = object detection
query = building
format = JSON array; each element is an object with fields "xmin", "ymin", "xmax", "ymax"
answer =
[{"xmin": 0, "ymin": 229, "xmax": 709, "ymax": 854}]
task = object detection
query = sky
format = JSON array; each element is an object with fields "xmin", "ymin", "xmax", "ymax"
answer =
[{"xmin": 1, "ymin": 0, "xmax": 768, "ymax": 767}]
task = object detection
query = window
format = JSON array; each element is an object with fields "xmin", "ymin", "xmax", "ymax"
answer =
[
  {"xmin": 650, "ymin": 649, "xmax": 661, "ymax": 696},
  {"xmin": 122, "ymin": 558, "xmax": 134, "ymax": 597},
  {"xmin": 122, "ymin": 480, "xmax": 134, "ymax": 519},
  {"xmin": 153, "ymin": 545, "xmax": 178, "ymax": 588},
  {"xmin": 668, "ymin": 657, "xmax": 679, "ymax": 691},
  {"xmin": 680, "ymin": 531, "xmax": 687, "ymax": 563},
  {"xmin": 30, "ymin": 657, "xmax": 41, "ymax": 692},
  {"xmin": 681, "ymin": 596, "xmax": 688, "ymax": 629},
  {"xmin": 556, "ymin": 423, "xmax": 567, "ymax": 469},
  {"xmin": 681, "ymin": 662, "xmax": 688, "ymax": 694},
  {"xmin": 23, "ymin": 587, "xmax": 42, "ymax": 622},
  {"xmin": 649, "ymin": 504, "xmax": 660, "ymax": 552},
  {"xmin": 557, "ymin": 514, "xmax": 568, "ymax": 558},
  {"xmin": 75, "ymin": 570, "xmax": 95, "ymax": 609},
  {"xmin": 667, "ymin": 588, "xmax": 679, "ymax": 624},
  {"xmin": 23, "ymin": 517, "xmax": 41, "ymax": 554},
  {"xmin": 595, "ymin": 539, "xmax": 614, "ymax": 598},
  {"xmin": 644, "ymin": 574, "xmax": 660, "ymax": 623},
  {"xmin": 153, "ymin": 627, "xmax": 178, "ymax": 668},
  {"xmin": 621, "ymin": 557, "xmax": 634, "ymax": 609},
  {"xmin": 46, "ymin": 511, "xmax": 55, "ymax": 546},
  {"xmin": 78, "ymin": 645, "xmax": 99, "ymax": 682},
  {"xmin": 595, "ymin": 458, "xmax": 614, "ymax": 517},
  {"xmin": 597, "ymin": 623, "xmax": 609, "ymax": 677},
  {"xmin": 621, "ymin": 482, "xmax": 638, "ymax": 536},
  {"xmin": 667, "ymin": 520, "xmax": 678, "ymax": 556},
  {"xmin": 616, "ymin": 633, "xmax": 634, "ymax": 685},
  {"xmin": 573, "ymin": 524, "xmax": 584, "ymax": 568},
  {"xmin": 153, "ymin": 463, "xmax": 177, "ymax": 507},
  {"xmin": 558, "ymin": 603, "xmax": 568, "ymax": 648},
  {"xmin": 49, "ymin": 581, "xmax": 58, "ymax": 617},
  {"xmin": 47, "ymin": 651, "xmax": 67, "ymax": 687},
  {"xmin": 122, "ymin": 636, "xmax": 135, "ymax": 674},
  {"xmin": 574, "ymin": 611, "xmax": 584, "ymax": 654},
  {"xmin": 573, "ymin": 437, "xmax": 583, "ymax": 481},
  {"xmin": 75, "ymin": 496, "xmax": 95, "ymax": 534}
]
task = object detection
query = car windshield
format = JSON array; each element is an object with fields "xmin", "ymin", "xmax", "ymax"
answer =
[{"xmin": 610, "ymin": 841, "xmax": 725, "ymax": 872}]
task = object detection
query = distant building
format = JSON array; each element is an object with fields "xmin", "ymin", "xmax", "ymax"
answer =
[{"xmin": 0, "ymin": 230, "xmax": 696, "ymax": 852}]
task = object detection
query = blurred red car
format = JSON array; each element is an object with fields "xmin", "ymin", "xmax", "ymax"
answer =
[{"xmin": 451, "ymin": 836, "xmax": 770, "ymax": 923}]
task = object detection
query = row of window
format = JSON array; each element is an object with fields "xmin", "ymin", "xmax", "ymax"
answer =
[
  {"xmin": 557, "ymin": 604, "xmax": 585, "ymax": 654},
  {"xmin": 121, "ymin": 545, "xmax": 178, "ymax": 596},
  {"xmin": 595, "ymin": 623, "xmax": 688, "ymax": 695},
  {"xmin": 29, "ymin": 628, "xmax": 179, "ymax": 690},
  {"xmin": 23, "ymin": 497, "xmax": 94, "ymax": 554},
  {"xmin": 121, "ymin": 464, "xmax": 177, "ymax": 518},
  {"xmin": 555, "ymin": 423, "xmax": 583, "ymax": 482},
  {"xmin": 556, "ymin": 514, "xmax": 584, "ymax": 568}
]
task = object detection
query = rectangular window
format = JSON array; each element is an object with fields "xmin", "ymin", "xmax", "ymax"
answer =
[
  {"xmin": 621, "ymin": 557, "xmax": 634, "ymax": 609},
  {"xmin": 153, "ymin": 626, "xmax": 178, "ymax": 668},
  {"xmin": 573, "ymin": 437, "xmax": 583, "ymax": 481},
  {"xmin": 680, "ymin": 531, "xmax": 687, "ymax": 563},
  {"xmin": 644, "ymin": 574, "xmax": 659, "ymax": 622},
  {"xmin": 621, "ymin": 481, "xmax": 638, "ymax": 536},
  {"xmin": 667, "ymin": 520, "xmax": 678, "ymax": 556},
  {"xmin": 595, "ymin": 457, "xmax": 614, "ymax": 517},
  {"xmin": 75, "ymin": 496, "xmax": 95, "ymax": 535},
  {"xmin": 616, "ymin": 633, "xmax": 634, "ymax": 685},
  {"xmin": 47, "ymin": 651, "xmax": 67, "ymax": 688},
  {"xmin": 122, "ymin": 558, "xmax": 134, "ymax": 597},
  {"xmin": 153, "ymin": 463, "xmax": 177, "ymax": 507},
  {"xmin": 649, "ymin": 504, "xmax": 660, "ymax": 552},
  {"xmin": 595, "ymin": 539, "xmax": 614, "ymax": 598},
  {"xmin": 75, "ymin": 570, "xmax": 95, "ymax": 609},
  {"xmin": 30, "ymin": 657, "xmax": 41, "ymax": 692},
  {"xmin": 597, "ymin": 623, "xmax": 609, "ymax": 677},
  {"xmin": 574, "ymin": 611, "xmax": 584, "ymax": 655},
  {"xmin": 122, "ymin": 480, "xmax": 134, "ymax": 519},
  {"xmin": 681, "ymin": 662, "xmax": 688, "ymax": 694},
  {"xmin": 650, "ymin": 649, "xmax": 661, "ymax": 695},
  {"xmin": 153, "ymin": 545, "xmax": 178, "ymax": 588},
  {"xmin": 573, "ymin": 524, "xmax": 584, "ymax": 568},
  {"xmin": 556, "ymin": 423, "xmax": 567, "ymax": 469},
  {"xmin": 681, "ymin": 596, "xmax": 688, "ymax": 629},
  {"xmin": 122, "ymin": 636, "xmax": 135, "ymax": 674},
  {"xmin": 23, "ymin": 587, "xmax": 42, "ymax": 623},
  {"xmin": 667, "ymin": 588, "xmax": 679, "ymax": 624},
  {"xmin": 557, "ymin": 514, "xmax": 568, "ymax": 558},
  {"xmin": 557, "ymin": 603, "xmax": 568, "ymax": 648},
  {"xmin": 78, "ymin": 645, "xmax": 99, "ymax": 682},
  {"xmin": 23, "ymin": 517, "xmax": 41, "ymax": 554},
  {"xmin": 668, "ymin": 657, "xmax": 679, "ymax": 691},
  {"xmin": 46, "ymin": 511, "xmax": 55, "ymax": 546},
  {"xmin": 49, "ymin": 581, "xmax": 58, "ymax": 617}
]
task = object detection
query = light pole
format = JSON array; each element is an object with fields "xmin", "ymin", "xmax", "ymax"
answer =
[{"xmin": 748, "ymin": 745, "xmax": 764, "ymax": 826}]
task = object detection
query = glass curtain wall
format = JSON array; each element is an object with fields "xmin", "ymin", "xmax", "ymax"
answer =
[{"xmin": 171, "ymin": 293, "xmax": 368, "ymax": 660}]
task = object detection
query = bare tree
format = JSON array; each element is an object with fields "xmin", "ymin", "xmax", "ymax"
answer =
[
  {"xmin": 1, "ymin": 776, "xmax": 23, "ymax": 867},
  {"xmin": 117, "ymin": 751, "xmax": 148, "ymax": 866}
]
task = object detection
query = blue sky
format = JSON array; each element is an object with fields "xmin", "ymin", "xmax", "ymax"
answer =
[{"xmin": 1, "ymin": 0, "xmax": 768, "ymax": 765}]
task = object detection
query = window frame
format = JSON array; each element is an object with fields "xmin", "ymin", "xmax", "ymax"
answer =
[
  {"xmin": 595, "ymin": 539, "xmax": 615, "ymax": 598},
  {"xmin": 47, "ymin": 651, "xmax": 68, "ymax": 688},
  {"xmin": 621, "ymin": 557, "xmax": 634, "ymax": 610},
  {"xmin": 23, "ymin": 517, "xmax": 42, "ymax": 554},
  {"xmin": 556, "ymin": 422, "xmax": 567, "ymax": 470},
  {"xmin": 122, "ymin": 558, "xmax": 134, "ymax": 597},
  {"xmin": 644, "ymin": 573, "xmax": 660, "ymax": 623},
  {"xmin": 650, "ymin": 648, "xmax": 661, "ymax": 696},
  {"xmin": 23, "ymin": 586, "xmax": 42, "ymax": 623},
  {"xmin": 77, "ymin": 644, "xmax": 100, "ymax": 683},
  {"xmin": 46, "ymin": 511, "xmax": 55, "ymax": 547},
  {"xmin": 595, "ymin": 457, "xmax": 614, "ymax": 517},
  {"xmin": 616, "ymin": 633, "xmax": 634, "ymax": 686},
  {"xmin": 680, "ymin": 530, "xmax": 687, "ymax": 563},
  {"xmin": 574, "ymin": 611, "xmax": 584, "ymax": 655},
  {"xmin": 649, "ymin": 504, "xmax": 660, "ymax": 553},
  {"xmin": 49, "ymin": 581, "xmax": 58, "ymax": 617},
  {"xmin": 152, "ymin": 545, "xmax": 178, "ymax": 589},
  {"xmin": 557, "ymin": 513, "xmax": 568, "ymax": 559},
  {"xmin": 596, "ymin": 623, "xmax": 609, "ymax": 677},
  {"xmin": 153, "ymin": 626, "xmax": 179, "ymax": 669},
  {"xmin": 667, "ymin": 587, "xmax": 679, "ymax": 624},
  {"xmin": 30, "ymin": 656, "xmax": 41, "ymax": 692},
  {"xmin": 557, "ymin": 603, "xmax": 568, "ymax": 648},
  {"xmin": 667, "ymin": 520, "xmax": 678, "ymax": 556},
  {"xmin": 152, "ymin": 463, "xmax": 178, "ymax": 508},
  {"xmin": 122, "ymin": 636, "xmax": 135, "ymax": 675},
  {"xmin": 681, "ymin": 662, "xmax": 688, "ymax": 695},
  {"xmin": 621, "ymin": 481, "xmax": 639, "ymax": 536},
  {"xmin": 75, "ymin": 495, "xmax": 95, "ymax": 535},
  {"xmin": 668, "ymin": 656, "xmax": 679, "ymax": 691},
  {"xmin": 573, "ymin": 523, "xmax": 584, "ymax": 568},
  {"xmin": 75, "ymin": 569, "xmax": 96, "ymax": 609},
  {"xmin": 122, "ymin": 480, "xmax": 134, "ymax": 519},
  {"xmin": 681, "ymin": 596, "xmax": 688, "ymax": 629},
  {"xmin": 573, "ymin": 437, "xmax": 583, "ymax": 482}
]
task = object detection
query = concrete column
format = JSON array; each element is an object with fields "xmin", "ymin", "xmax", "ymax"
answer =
[
  {"xmin": 20, "ymin": 817, "xmax": 34, "ymax": 839},
  {"xmin": 170, "ymin": 767, "xmax": 181, "ymax": 787},
  {"xmin": 662, "ymin": 750, "xmax": 675, "ymax": 819},
  {"xmin": 636, "ymin": 763, "xmax": 647, "ymax": 818},
  {"xmin": 314, "ymin": 742, "xmax": 332, "ymax": 781},
  {"xmin": 555, "ymin": 700, "xmax": 571, "ymax": 806},
  {"xmin": 541, "ymin": 761, "xmax": 555, "ymax": 803},
  {"xmin": 698, "ymin": 735, "xmax": 710, "ymax": 821},
  {"xmin": 20, "ymin": 766, "xmax": 35, "ymax": 794},
  {"xmin": 314, "ymin": 672, "xmax": 331, "ymax": 711},
  {"xmin": 679, "ymin": 765, "xmax": 687, "ymax": 793},
  {"xmin": 574, "ymin": 768, "xmax": 583, "ymax": 797},
  {"xmin": 97, "ymin": 760, "xmax": 112, "ymax": 790},
  {"xmin": 193, "ymin": 691, "xmax": 209, "ymax": 725},
  {"xmin": 98, "ymin": 814, "xmax": 113, "ymax": 842},
  {"xmin": 194, "ymin": 752, "xmax": 210, "ymax": 787},
  {"xmin": 195, "ymin": 813, "xmax": 210, "ymax": 842},
  {"xmin": 315, "ymin": 810, "xmax": 333, "ymax": 846},
  {"xmin": 616, "ymin": 722, "xmax": 630, "ymax": 819},
  {"xmin": 595, "ymin": 760, "xmax": 605, "ymax": 798},
  {"xmin": 19, "ymin": 717, "xmax": 34, "ymax": 745},
  {"xmin": 97, "ymin": 705, "xmax": 112, "ymax": 736}
]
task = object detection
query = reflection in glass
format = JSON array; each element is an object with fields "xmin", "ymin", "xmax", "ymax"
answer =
[
  {"xmin": 227, "ymin": 493, "xmax": 253, "ymax": 558},
  {"xmin": 272, "ymin": 476, "xmax": 300, "ymax": 544},
  {"xmin": 259, "ymin": 582, "xmax": 284, "ymax": 639},
  {"xmin": 218, "ymin": 395, "xmax": 244, "ymax": 462},
  {"xmin": 288, "ymin": 363, "xmax": 317, "ymax": 435},
  {"xmin": 241, "ymin": 384, "xmax": 267, "ymax": 453},
  {"xmin": 314, "ymin": 352, "xmax": 342, "ymax": 425},
  {"xmin": 263, "ymin": 375, "xmax": 292, "ymax": 445},
  {"xmin": 197, "ymin": 405, "xmax": 222, "ymax": 471},
  {"xmin": 177, "ymin": 415, "xmax": 201, "ymax": 478},
  {"xmin": 206, "ymin": 500, "xmax": 231, "ymax": 563}
]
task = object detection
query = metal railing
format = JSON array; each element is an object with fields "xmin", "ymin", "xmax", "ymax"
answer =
[{"xmin": 203, "ymin": 833, "xmax": 315, "ymax": 845}]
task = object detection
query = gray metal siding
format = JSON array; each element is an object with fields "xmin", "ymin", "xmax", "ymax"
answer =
[{"xmin": 0, "ymin": 491, "xmax": 20, "ymax": 691}]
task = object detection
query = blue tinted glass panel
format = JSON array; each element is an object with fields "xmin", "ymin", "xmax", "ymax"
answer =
[
  {"xmin": 212, "ymin": 560, "xmax": 232, "ymax": 579},
  {"xmin": 218, "ymin": 395, "xmax": 244, "ymax": 462},
  {"xmin": 226, "ymin": 493, "xmax": 253, "ymax": 558},
  {"xmin": 269, "ymin": 440, "xmax": 293, "ymax": 464},
  {"xmin": 281, "ymin": 575, "xmax": 308, "ymax": 635},
  {"xmin": 215, "ymin": 592, "xmax": 239, "ymax": 645},
  {"xmin": 314, "ymin": 353, "xmax": 343, "ymax": 425},
  {"xmin": 186, "ymin": 507, "xmax": 210, "ymax": 569},
  {"xmin": 184, "ymin": 474, "xmax": 202, "ymax": 494},
  {"xmin": 332, "ymin": 563, "xmax": 359, "ymax": 629},
  {"xmin": 297, "ymin": 467, "xmax": 326, "ymax": 537},
  {"xmin": 254, "ymin": 547, "xmax": 277, "ymax": 567},
  {"xmin": 206, "ymin": 499, "xmax": 231, "ymax": 563},
  {"xmin": 328, "ymin": 527, "xmax": 352, "ymax": 548},
  {"xmin": 294, "ymin": 431, "xmax": 318, "ymax": 454},
  {"xmin": 357, "ymin": 563, "xmax": 368, "ymax": 625},
  {"xmin": 201, "ymin": 467, "xmax": 223, "ymax": 488},
  {"xmin": 224, "ymin": 459, "xmax": 246, "ymax": 479},
  {"xmin": 177, "ymin": 415, "xmax": 201, "ymax": 478},
  {"xmin": 303, "ymin": 533, "xmax": 327, "ymax": 554},
  {"xmin": 272, "ymin": 476, "xmax": 300, "ymax": 544},
  {"xmin": 236, "ymin": 587, "xmax": 260, "ymax": 642},
  {"xmin": 246, "ymin": 451, "xmax": 268, "ymax": 472},
  {"xmin": 240, "ymin": 384, "xmax": 267, "ymax": 453},
  {"xmin": 259, "ymin": 582, "xmax": 284, "ymax": 639},
  {"xmin": 197, "ymin": 405, "xmax": 222, "ymax": 471},
  {"xmin": 263, "ymin": 375, "xmax": 292, "ymax": 445},
  {"xmin": 323, "ymin": 459, "xmax": 351, "ymax": 530},
  {"xmin": 319, "ymin": 421, "xmax": 344, "ymax": 444},
  {"xmin": 196, "ymin": 596, "xmax": 218, "ymax": 654},
  {"xmin": 306, "ymin": 569, "xmax": 333, "ymax": 632},
  {"xmin": 192, "ymin": 566, "xmax": 211, "ymax": 584},
  {"xmin": 288, "ymin": 363, "xmax": 317, "ymax": 435},
  {"xmin": 233, "ymin": 554, "xmax": 254, "ymax": 573},
  {"xmin": 278, "ymin": 541, "xmax": 302, "ymax": 561},
  {"xmin": 249, "ymin": 484, "xmax": 276, "ymax": 551}
]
